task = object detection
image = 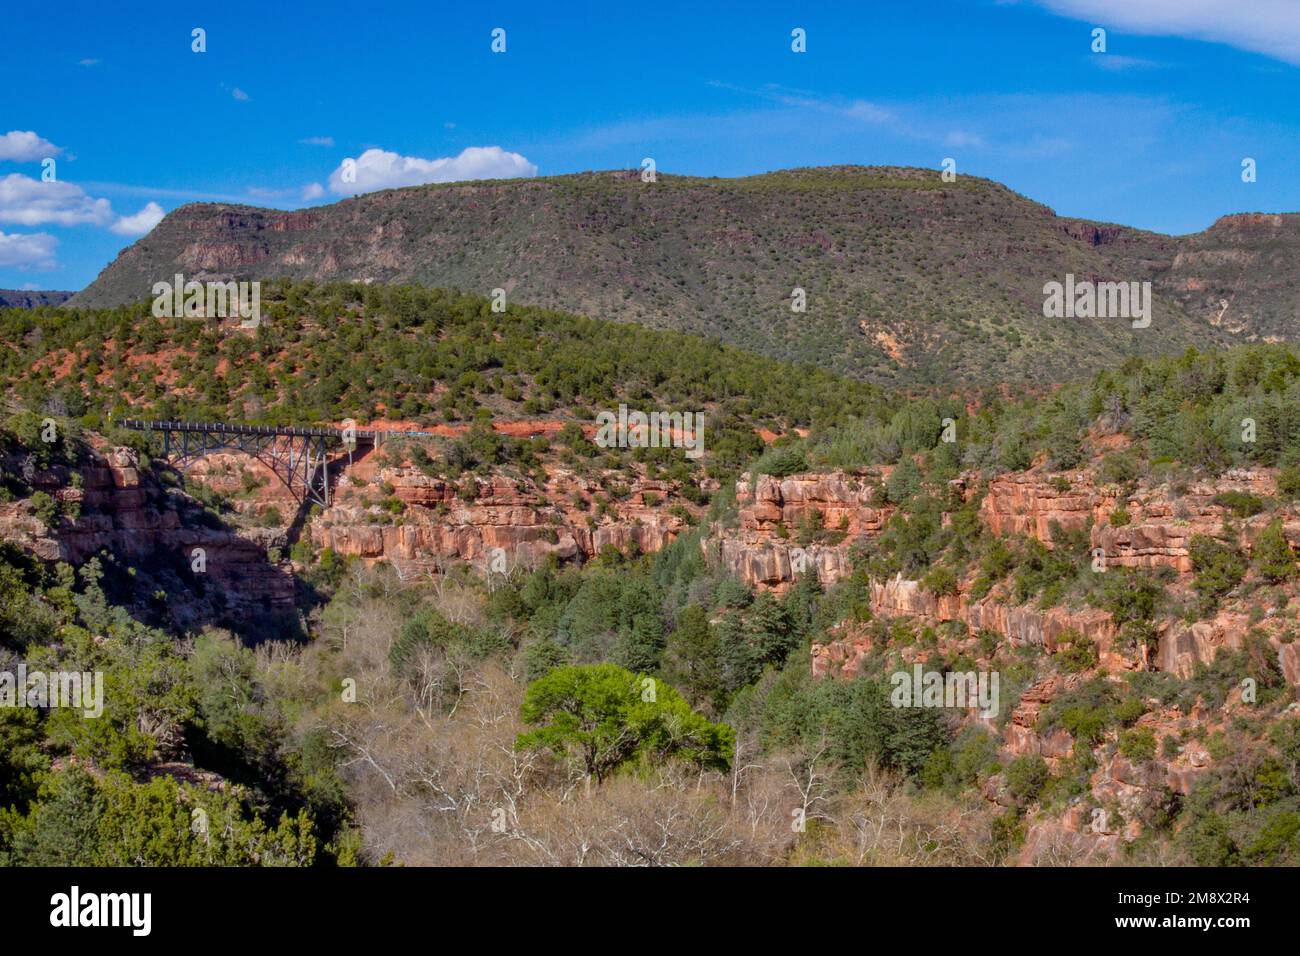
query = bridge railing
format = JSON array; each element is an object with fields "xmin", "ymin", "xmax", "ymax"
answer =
[
  {"xmin": 119, "ymin": 418, "xmax": 377, "ymax": 441},
  {"xmin": 118, "ymin": 419, "xmax": 448, "ymax": 444}
]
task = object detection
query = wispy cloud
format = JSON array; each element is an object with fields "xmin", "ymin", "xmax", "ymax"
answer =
[
  {"xmin": 945, "ymin": 130, "xmax": 987, "ymax": 149},
  {"xmin": 711, "ymin": 82, "xmax": 896, "ymax": 125},
  {"xmin": 1033, "ymin": 0, "xmax": 1300, "ymax": 65},
  {"xmin": 300, "ymin": 136, "xmax": 334, "ymax": 147},
  {"xmin": 246, "ymin": 186, "xmax": 294, "ymax": 201},
  {"xmin": 0, "ymin": 230, "xmax": 58, "ymax": 269},
  {"xmin": 231, "ymin": 87, "xmax": 249, "ymax": 101},
  {"xmin": 1089, "ymin": 53, "xmax": 1165, "ymax": 71}
]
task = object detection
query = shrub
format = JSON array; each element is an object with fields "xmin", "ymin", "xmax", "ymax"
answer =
[
  {"xmin": 1057, "ymin": 631, "xmax": 1099, "ymax": 673},
  {"xmin": 29, "ymin": 491, "xmax": 59, "ymax": 525},
  {"xmin": 1254, "ymin": 518, "xmax": 1297, "ymax": 584},
  {"xmin": 754, "ymin": 446, "xmax": 807, "ymax": 480},
  {"xmin": 1189, "ymin": 534, "xmax": 1248, "ymax": 614},
  {"xmin": 1118, "ymin": 727, "xmax": 1157, "ymax": 763},
  {"xmin": 1277, "ymin": 465, "xmax": 1300, "ymax": 501},
  {"xmin": 1213, "ymin": 490, "xmax": 1266, "ymax": 518},
  {"xmin": 1100, "ymin": 452, "xmax": 1139, "ymax": 485},
  {"xmin": 1004, "ymin": 755, "xmax": 1050, "ymax": 807},
  {"xmin": 921, "ymin": 564, "xmax": 959, "ymax": 596}
]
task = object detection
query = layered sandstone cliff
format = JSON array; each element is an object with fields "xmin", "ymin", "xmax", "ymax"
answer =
[
  {"xmin": 0, "ymin": 444, "xmax": 295, "ymax": 627},
  {"xmin": 718, "ymin": 464, "xmax": 1300, "ymax": 686},
  {"xmin": 709, "ymin": 471, "xmax": 892, "ymax": 592},
  {"xmin": 311, "ymin": 464, "xmax": 700, "ymax": 573}
]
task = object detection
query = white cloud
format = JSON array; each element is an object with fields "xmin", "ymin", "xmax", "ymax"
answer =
[
  {"xmin": 232, "ymin": 87, "xmax": 249, "ymax": 101},
  {"xmin": 302, "ymin": 182, "xmax": 325, "ymax": 200},
  {"xmin": 0, "ymin": 130, "xmax": 63, "ymax": 162},
  {"xmin": 1034, "ymin": 0, "xmax": 1300, "ymax": 65},
  {"xmin": 0, "ymin": 230, "xmax": 58, "ymax": 269},
  {"xmin": 327, "ymin": 146, "xmax": 538, "ymax": 196},
  {"xmin": 0, "ymin": 174, "xmax": 113, "ymax": 226},
  {"xmin": 300, "ymin": 136, "xmax": 334, "ymax": 147},
  {"xmin": 111, "ymin": 201, "xmax": 165, "ymax": 236},
  {"xmin": 78, "ymin": 58, "xmax": 100, "ymax": 67}
]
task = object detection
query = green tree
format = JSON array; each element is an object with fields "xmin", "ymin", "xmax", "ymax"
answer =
[
  {"xmin": 1004, "ymin": 754, "xmax": 1049, "ymax": 807},
  {"xmin": 1255, "ymin": 518, "xmax": 1297, "ymax": 584},
  {"xmin": 516, "ymin": 663, "xmax": 734, "ymax": 783},
  {"xmin": 885, "ymin": 457, "xmax": 923, "ymax": 504},
  {"xmin": 1189, "ymin": 534, "xmax": 1248, "ymax": 615},
  {"xmin": 8, "ymin": 766, "xmax": 104, "ymax": 865},
  {"xmin": 661, "ymin": 605, "xmax": 724, "ymax": 712}
]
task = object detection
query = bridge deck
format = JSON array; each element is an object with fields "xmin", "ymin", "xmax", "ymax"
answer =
[{"xmin": 118, "ymin": 419, "xmax": 443, "ymax": 443}]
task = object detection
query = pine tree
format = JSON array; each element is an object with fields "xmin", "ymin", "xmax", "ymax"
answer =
[{"xmin": 1255, "ymin": 518, "xmax": 1298, "ymax": 584}]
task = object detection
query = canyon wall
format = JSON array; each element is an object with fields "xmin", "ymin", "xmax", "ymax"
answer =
[
  {"xmin": 717, "ymin": 467, "xmax": 1300, "ymax": 686},
  {"xmin": 0, "ymin": 445, "xmax": 295, "ymax": 627},
  {"xmin": 311, "ymin": 464, "xmax": 697, "ymax": 574}
]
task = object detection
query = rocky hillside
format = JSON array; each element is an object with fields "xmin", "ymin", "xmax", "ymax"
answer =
[
  {"xmin": 7, "ymin": 302, "xmax": 1300, "ymax": 864},
  {"xmin": 701, "ymin": 455, "xmax": 1300, "ymax": 862},
  {"xmin": 2, "ymin": 282, "xmax": 881, "ymax": 467},
  {"xmin": 715, "ymin": 464, "xmax": 1300, "ymax": 682},
  {"xmin": 0, "ymin": 428, "xmax": 296, "ymax": 639},
  {"xmin": 67, "ymin": 166, "xmax": 1267, "ymax": 389}
]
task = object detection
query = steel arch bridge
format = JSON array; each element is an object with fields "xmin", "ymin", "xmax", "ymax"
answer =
[{"xmin": 118, "ymin": 419, "xmax": 393, "ymax": 507}]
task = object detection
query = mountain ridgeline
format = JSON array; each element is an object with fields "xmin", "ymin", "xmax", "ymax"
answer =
[
  {"xmin": 70, "ymin": 166, "xmax": 1299, "ymax": 389},
  {"xmin": 0, "ymin": 290, "xmax": 73, "ymax": 309}
]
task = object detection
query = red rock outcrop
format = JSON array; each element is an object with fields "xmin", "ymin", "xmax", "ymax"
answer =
[
  {"xmin": 311, "ymin": 463, "xmax": 700, "ymax": 572},
  {"xmin": 983, "ymin": 468, "xmax": 1279, "ymax": 573},
  {"xmin": 809, "ymin": 572, "xmax": 1132, "ymax": 682},
  {"xmin": 712, "ymin": 471, "xmax": 891, "ymax": 592},
  {"xmin": 0, "ymin": 445, "xmax": 295, "ymax": 625}
]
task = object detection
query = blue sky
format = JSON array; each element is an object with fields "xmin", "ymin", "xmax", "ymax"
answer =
[{"xmin": 3, "ymin": 0, "xmax": 1299, "ymax": 290}]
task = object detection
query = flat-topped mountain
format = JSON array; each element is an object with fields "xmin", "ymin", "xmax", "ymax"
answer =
[
  {"xmin": 0, "ymin": 289, "xmax": 74, "ymax": 309},
  {"xmin": 70, "ymin": 166, "xmax": 1297, "ymax": 387}
]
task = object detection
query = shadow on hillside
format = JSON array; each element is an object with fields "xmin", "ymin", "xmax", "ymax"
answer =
[{"xmin": 82, "ymin": 457, "xmax": 316, "ymax": 646}]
